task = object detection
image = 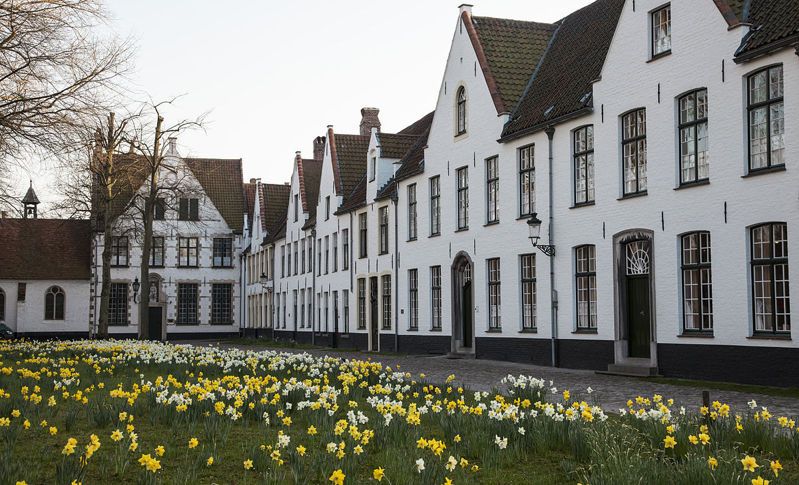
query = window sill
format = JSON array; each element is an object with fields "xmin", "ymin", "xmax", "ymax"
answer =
[
  {"xmin": 674, "ymin": 179, "xmax": 710, "ymax": 190},
  {"xmin": 212, "ymin": 266, "xmax": 234, "ymax": 269},
  {"xmin": 110, "ymin": 265, "xmax": 129, "ymax": 268},
  {"xmin": 517, "ymin": 215, "xmax": 534, "ymax": 221},
  {"xmin": 407, "ymin": 238, "xmax": 417, "ymax": 243},
  {"xmin": 430, "ymin": 327, "xmax": 442, "ymax": 332},
  {"xmin": 210, "ymin": 322, "xmax": 234, "ymax": 326},
  {"xmin": 177, "ymin": 266, "xmax": 200, "ymax": 269},
  {"xmin": 647, "ymin": 50, "xmax": 671, "ymax": 62},
  {"xmin": 519, "ymin": 328, "xmax": 537, "ymax": 334},
  {"xmin": 748, "ymin": 333, "xmax": 791, "ymax": 341},
  {"xmin": 379, "ymin": 252, "xmax": 388, "ymax": 256},
  {"xmin": 486, "ymin": 328, "xmax": 502, "ymax": 334},
  {"xmin": 742, "ymin": 165, "xmax": 786, "ymax": 178},
  {"xmin": 484, "ymin": 220, "xmax": 500, "ymax": 227},
  {"xmin": 455, "ymin": 227, "xmax": 469, "ymax": 233},
  {"xmin": 617, "ymin": 191, "xmax": 648, "ymax": 201},
  {"xmin": 678, "ymin": 331, "xmax": 714, "ymax": 338},
  {"xmin": 428, "ymin": 233, "xmax": 441, "ymax": 239},
  {"xmin": 407, "ymin": 327, "xmax": 418, "ymax": 332},
  {"xmin": 570, "ymin": 201, "xmax": 595, "ymax": 209},
  {"xmin": 150, "ymin": 265, "xmax": 165, "ymax": 269},
  {"xmin": 573, "ymin": 328, "xmax": 598, "ymax": 334},
  {"xmin": 175, "ymin": 322, "xmax": 200, "ymax": 326}
]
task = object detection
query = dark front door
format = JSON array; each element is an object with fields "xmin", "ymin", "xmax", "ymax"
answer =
[
  {"xmin": 369, "ymin": 277, "xmax": 378, "ymax": 351},
  {"xmin": 147, "ymin": 306, "xmax": 163, "ymax": 341},
  {"xmin": 626, "ymin": 277, "xmax": 650, "ymax": 358},
  {"xmin": 462, "ymin": 281, "xmax": 472, "ymax": 348}
]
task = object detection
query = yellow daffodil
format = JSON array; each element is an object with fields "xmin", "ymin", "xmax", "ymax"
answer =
[
  {"xmin": 708, "ymin": 457, "xmax": 718, "ymax": 470},
  {"xmin": 770, "ymin": 460, "xmax": 782, "ymax": 477},
  {"xmin": 188, "ymin": 438, "xmax": 199, "ymax": 449},
  {"xmin": 206, "ymin": 456, "xmax": 214, "ymax": 466},
  {"xmin": 751, "ymin": 477, "xmax": 770, "ymax": 485},
  {"xmin": 373, "ymin": 467, "xmax": 385, "ymax": 481},
  {"xmin": 663, "ymin": 436, "xmax": 676, "ymax": 449},
  {"xmin": 741, "ymin": 455, "xmax": 759, "ymax": 473},
  {"xmin": 243, "ymin": 459, "xmax": 254, "ymax": 470},
  {"xmin": 329, "ymin": 468, "xmax": 345, "ymax": 485}
]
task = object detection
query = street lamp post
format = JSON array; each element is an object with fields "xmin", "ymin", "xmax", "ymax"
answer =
[
  {"xmin": 527, "ymin": 212, "xmax": 555, "ymax": 257},
  {"xmin": 132, "ymin": 277, "xmax": 141, "ymax": 303}
]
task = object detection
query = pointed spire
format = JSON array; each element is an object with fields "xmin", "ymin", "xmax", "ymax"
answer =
[{"xmin": 22, "ymin": 181, "xmax": 39, "ymax": 219}]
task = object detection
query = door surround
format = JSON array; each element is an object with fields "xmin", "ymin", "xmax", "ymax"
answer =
[
  {"xmin": 611, "ymin": 229, "xmax": 657, "ymax": 366},
  {"xmin": 147, "ymin": 274, "xmax": 166, "ymax": 341},
  {"xmin": 450, "ymin": 251, "xmax": 475, "ymax": 354}
]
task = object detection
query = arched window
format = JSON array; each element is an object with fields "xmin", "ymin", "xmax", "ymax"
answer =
[
  {"xmin": 45, "ymin": 286, "xmax": 65, "ymax": 320},
  {"xmin": 456, "ymin": 86, "xmax": 467, "ymax": 135},
  {"xmin": 0, "ymin": 288, "xmax": 5, "ymax": 321}
]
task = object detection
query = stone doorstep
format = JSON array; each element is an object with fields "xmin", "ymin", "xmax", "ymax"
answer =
[
  {"xmin": 599, "ymin": 360, "xmax": 661, "ymax": 378},
  {"xmin": 446, "ymin": 351, "xmax": 476, "ymax": 360}
]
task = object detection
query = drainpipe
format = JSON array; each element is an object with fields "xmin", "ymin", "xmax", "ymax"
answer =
[
  {"xmin": 240, "ymin": 249, "xmax": 246, "ymax": 337},
  {"xmin": 391, "ymin": 190, "xmax": 399, "ymax": 352},
  {"xmin": 545, "ymin": 124, "xmax": 559, "ymax": 368},
  {"xmin": 311, "ymin": 228, "xmax": 317, "ymax": 346}
]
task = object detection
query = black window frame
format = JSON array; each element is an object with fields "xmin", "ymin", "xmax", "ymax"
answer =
[
  {"xmin": 573, "ymin": 125, "xmax": 595, "ymax": 205},
  {"xmin": 176, "ymin": 283, "xmax": 199, "ymax": 325},
  {"xmin": 357, "ymin": 278, "xmax": 366, "ymax": 330},
  {"xmin": 486, "ymin": 156, "xmax": 499, "ymax": 224},
  {"xmin": 342, "ymin": 229, "xmax": 349, "ymax": 270},
  {"xmin": 622, "ymin": 108, "xmax": 647, "ymax": 196},
  {"xmin": 575, "ymin": 245, "xmax": 597, "ymax": 330},
  {"xmin": 332, "ymin": 232, "xmax": 338, "ymax": 272},
  {"xmin": 359, "ymin": 212, "xmax": 368, "ymax": 258},
  {"xmin": 408, "ymin": 269, "xmax": 418, "ymax": 330},
  {"xmin": 650, "ymin": 4, "xmax": 671, "ymax": 59},
  {"xmin": 44, "ymin": 286, "xmax": 65, "ymax": 320},
  {"xmin": 154, "ymin": 197, "xmax": 166, "ymax": 220},
  {"xmin": 487, "ymin": 258, "xmax": 501, "ymax": 330},
  {"xmin": 294, "ymin": 194, "xmax": 299, "ymax": 222},
  {"xmin": 324, "ymin": 235, "xmax": 329, "ymax": 275},
  {"xmin": 430, "ymin": 176, "xmax": 441, "ymax": 236},
  {"xmin": 678, "ymin": 89, "xmax": 710, "ymax": 185},
  {"xmin": 110, "ymin": 236, "xmax": 129, "ymax": 267},
  {"xmin": 178, "ymin": 237, "xmax": 199, "ymax": 268},
  {"xmin": 343, "ymin": 289, "xmax": 350, "ymax": 333},
  {"xmin": 407, "ymin": 183, "xmax": 418, "ymax": 241},
  {"xmin": 431, "ymin": 266, "xmax": 442, "ymax": 330},
  {"xmin": 681, "ymin": 231, "xmax": 713, "ymax": 333},
  {"xmin": 294, "ymin": 241, "xmax": 299, "ymax": 275},
  {"xmin": 747, "ymin": 65, "xmax": 785, "ymax": 172},
  {"xmin": 379, "ymin": 206, "xmax": 389, "ymax": 255},
  {"xmin": 381, "ymin": 274, "xmax": 391, "ymax": 330},
  {"xmin": 456, "ymin": 166, "xmax": 469, "ymax": 230},
  {"xmin": 178, "ymin": 197, "xmax": 199, "ymax": 221},
  {"xmin": 518, "ymin": 145, "xmax": 535, "ymax": 217},
  {"xmin": 520, "ymin": 254, "xmax": 536, "ymax": 331},
  {"xmin": 109, "ymin": 282, "xmax": 128, "ymax": 326},
  {"xmin": 325, "ymin": 196, "xmax": 331, "ymax": 221},
  {"xmin": 750, "ymin": 222, "xmax": 790, "ymax": 335},
  {"xmin": 456, "ymin": 86, "xmax": 467, "ymax": 135},
  {"xmin": 211, "ymin": 283, "xmax": 233, "ymax": 325},
  {"xmin": 150, "ymin": 236, "xmax": 165, "ymax": 268},
  {"xmin": 212, "ymin": 237, "xmax": 233, "ymax": 268}
]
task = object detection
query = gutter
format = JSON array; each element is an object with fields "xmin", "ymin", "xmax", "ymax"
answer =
[
  {"xmin": 545, "ymin": 125, "xmax": 559, "ymax": 368},
  {"xmin": 498, "ymin": 107, "xmax": 592, "ymax": 144}
]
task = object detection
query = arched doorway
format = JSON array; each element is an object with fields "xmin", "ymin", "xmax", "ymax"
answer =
[{"xmin": 451, "ymin": 252, "xmax": 474, "ymax": 354}]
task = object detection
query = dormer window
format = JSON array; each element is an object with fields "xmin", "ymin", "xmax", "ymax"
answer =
[
  {"xmin": 651, "ymin": 4, "xmax": 671, "ymax": 58},
  {"xmin": 293, "ymin": 194, "xmax": 299, "ymax": 222},
  {"xmin": 456, "ymin": 86, "xmax": 467, "ymax": 135}
]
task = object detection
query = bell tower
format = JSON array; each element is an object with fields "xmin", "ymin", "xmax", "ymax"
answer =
[{"xmin": 22, "ymin": 181, "xmax": 39, "ymax": 219}]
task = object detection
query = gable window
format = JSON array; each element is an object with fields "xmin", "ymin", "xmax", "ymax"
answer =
[
  {"xmin": 751, "ymin": 222, "xmax": 790, "ymax": 334},
  {"xmin": 430, "ymin": 176, "xmax": 441, "ymax": 236},
  {"xmin": 681, "ymin": 231, "xmax": 713, "ymax": 332},
  {"xmin": 342, "ymin": 229, "xmax": 350, "ymax": 270},
  {"xmin": 519, "ymin": 145, "xmax": 535, "ymax": 217},
  {"xmin": 575, "ymin": 245, "xmax": 597, "ymax": 330},
  {"xmin": 456, "ymin": 86, "xmax": 467, "ymax": 135},
  {"xmin": 211, "ymin": 283, "xmax": 233, "ymax": 324},
  {"xmin": 154, "ymin": 198, "xmax": 166, "ymax": 220},
  {"xmin": 332, "ymin": 232, "xmax": 338, "ymax": 272},
  {"xmin": 151, "ymin": 236, "xmax": 165, "ymax": 267},
  {"xmin": 0, "ymin": 289, "xmax": 4, "ymax": 321},
  {"xmin": 325, "ymin": 196, "xmax": 331, "ymax": 220},
  {"xmin": 457, "ymin": 167, "xmax": 469, "ymax": 230},
  {"xmin": 357, "ymin": 278, "xmax": 366, "ymax": 330},
  {"xmin": 431, "ymin": 266, "xmax": 442, "ymax": 330},
  {"xmin": 487, "ymin": 258, "xmax": 501, "ymax": 330},
  {"xmin": 379, "ymin": 206, "xmax": 389, "ymax": 255},
  {"xmin": 407, "ymin": 184, "xmax": 417, "ymax": 241},
  {"xmin": 622, "ymin": 108, "xmax": 647, "ymax": 195},
  {"xmin": 44, "ymin": 286, "xmax": 65, "ymax": 320},
  {"xmin": 178, "ymin": 237, "xmax": 199, "ymax": 267},
  {"xmin": 109, "ymin": 283, "xmax": 128, "ymax": 326},
  {"xmin": 748, "ymin": 65, "xmax": 784, "ymax": 171},
  {"xmin": 678, "ymin": 89, "xmax": 709, "ymax": 184},
  {"xmin": 370, "ymin": 157, "xmax": 376, "ymax": 182},
  {"xmin": 177, "ymin": 283, "xmax": 198, "ymax": 324},
  {"xmin": 651, "ymin": 4, "xmax": 671, "ymax": 57},
  {"xmin": 294, "ymin": 194, "xmax": 299, "ymax": 222},
  {"xmin": 408, "ymin": 269, "xmax": 418, "ymax": 330},
  {"xmin": 486, "ymin": 157, "xmax": 499, "ymax": 223},
  {"xmin": 213, "ymin": 238, "xmax": 233, "ymax": 268},
  {"xmin": 520, "ymin": 254, "xmax": 536, "ymax": 330},
  {"xmin": 573, "ymin": 126, "xmax": 595, "ymax": 204},
  {"xmin": 111, "ymin": 236, "xmax": 129, "ymax": 267},
  {"xmin": 359, "ymin": 213, "xmax": 368, "ymax": 258},
  {"xmin": 381, "ymin": 275, "xmax": 392, "ymax": 330},
  {"xmin": 178, "ymin": 197, "xmax": 199, "ymax": 221}
]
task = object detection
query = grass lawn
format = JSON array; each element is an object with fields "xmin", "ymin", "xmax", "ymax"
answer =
[{"xmin": 0, "ymin": 339, "xmax": 797, "ymax": 484}]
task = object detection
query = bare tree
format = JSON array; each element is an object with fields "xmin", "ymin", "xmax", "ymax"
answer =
[{"xmin": 0, "ymin": 0, "xmax": 132, "ymax": 211}]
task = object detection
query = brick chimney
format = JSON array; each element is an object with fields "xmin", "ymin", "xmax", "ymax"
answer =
[
  {"xmin": 359, "ymin": 107, "xmax": 381, "ymax": 136},
  {"xmin": 313, "ymin": 136, "xmax": 326, "ymax": 161}
]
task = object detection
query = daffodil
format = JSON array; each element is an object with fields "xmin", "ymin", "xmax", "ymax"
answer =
[
  {"xmin": 188, "ymin": 437, "xmax": 199, "ymax": 449},
  {"xmin": 329, "ymin": 469, "xmax": 345, "ymax": 485},
  {"xmin": 243, "ymin": 459, "xmax": 254, "ymax": 470},
  {"xmin": 751, "ymin": 477, "xmax": 770, "ymax": 485},
  {"xmin": 708, "ymin": 457, "xmax": 718, "ymax": 470},
  {"xmin": 663, "ymin": 436, "xmax": 676, "ymax": 449},
  {"xmin": 373, "ymin": 467, "xmax": 385, "ymax": 481},
  {"xmin": 770, "ymin": 460, "xmax": 782, "ymax": 477},
  {"xmin": 741, "ymin": 455, "xmax": 759, "ymax": 473},
  {"xmin": 206, "ymin": 456, "xmax": 214, "ymax": 466}
]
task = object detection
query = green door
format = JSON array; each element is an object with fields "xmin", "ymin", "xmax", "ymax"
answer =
[{"xmin": 626, "ymin": 276, "xmax": 650, "ymax": 358}]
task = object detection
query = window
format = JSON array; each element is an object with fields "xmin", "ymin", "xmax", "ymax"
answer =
[
  {"xmin": 154, "ymin": 198, "xmax": 166, "ymax": 220},
  {"xmin": 651, "ymin": 4, "xmax": 671, "ymax": 57},
  {"xmin": 293, "ymin": 290, "xmax": 298, "ymax": 329},
  {"xmin": 748, "ymin": 66, "xmax": 784, "ymax": 171},
  {"xmin": 359, "ymin": 213, "xmax": 368, "ymax": 258},
  {"xmin": 343, "ymin": 289, "xmax": 350, "ymax": 333},
  {"xmin": 370, "ymin": 157, "xmax": 376, "ymax": 182},
  {"xmin": 681, "ymin": 232, "xmax": 713, "ymax": 332},
  {"xmin": 408, "ymin": 269, "xmax": 418, "ymax": 330},
  {"xmin": 457, "ymin": 167, "xmax": 469, "ymax": 230},
  {"xmin": 622, "ymin": 109, "xmax": 647, "ymax": 195},
  {"xmin": 456, "ymin": 86, "xmax": 467, "ymax": 135},
  {"xmin": 301, "ymin": 238, "xmax": 306, "ymax": 274},
  {"xmin": 294, "ymin": 194, "xmax": 299, "ymax": 222},
  {"xmin": 357, "ymin": 278, "xmax": 366, "ymax": 330},
  {"xmin": 520, "ymin": 254, "xmax": 536, "ymax": 330},
  {"xmin": 431, "ymin": 266, "xmax": 442, "ymax": 330},
  {"xmin": 178, "ymin": 197, "xmax": 199, "ymax": 221},
  {"xmin": 0, "ymin": 289, "xmax": 4, "ymax": 321},
  {"xmin": 487, "ymin": 258, "xmax": 501, "ymax": 330},
  {"xmin": 317, "ymin": 238, "xmax": 322, "ymax": 276},
  {"xmin": 573, "ymin": 126, "xmax": 595, "ymax": 204},
  {"xmin": 382, "ymin": 275, "xmax": 391, "ymax": 330},
  {"xmin": 379, "ymin": 207, "xmax": 389, "ymax": 254},
  {"xmin": 324, "ymin": 235, "xmax": 329, "ymax": 274},
  {"xmin": 324, "ymin": 292, "xmax": 329, "ymax": 332},
  {"xmin": 751, "ymin": 223, "xmax": 790, "ymax": 334},
  {"xmin": 307, "ymin": 288, "xmax": 313, "ymax": 330},
  {"xmin": 486, "ymin": 157, "xmax": 499, "ymax": 223},
  {"xmin": 282, "ymin": 292, "xmax": 287, "ymax": 329},
  {"xmin": 300, "ymin": 290, "xmax": 306, "ymax": 328},
  {"xmin": 109, "ymin": 283, "xmax": 129, "ymax": 326},
  {"xmin": 342, "ymin": 229, "xmax": 349, "ymax": 270},
  {"xmin": 211, "ymin": 284, "xmax": 233, "ymax": 324},
  {"xmin": 281, "ymin": 245, "xmax": 286, "ymax": 278},
  {"xmin": 519, "ymin": 145, "xmax": 535, "ymax": 217},
  {"xmin": 293, "ymin": 241, "xmax": 299, "ymax": 275},
  {"xmin": 332, "ymin": 232, "xmax": 338, "ymax": 272},
  {"xmin": 575, "ymin": 245, "xmax": 597, "ymax": 329},
  {"xmin": 178, "ymin": 237, "xmax": 199, "ymax": 267},
  {"xmin": 407, "ymin": 184, "xmax": 417, "ymax": 240},
  {"xmin": 678, "ymin": 90, "xmax": 709, "ymax": 184},
  {"xmin": 287, "ymin": 242, "xmax": 292, "ymax": 276},
  {"xmin": 275, "ymin": 293, "xmax": 280, "ymax": 328},
  {"xmin": 177, "ymin": 283, "xmax": 199, "ymax": 324},
  {"xmin": 110, "ymin": 236, "xmax": 129, "ymax": 267},
  {"xmin": 430, "ymin": 176, "xmax": 441, "ymax": 236},
  {"xmin": 44, "ymin": 286, "xmax": 65, "ymax": 320},
  {"xmin": 150, "ymin": 236, "xmax": 165, "ymax": 267},
  {"xmin": 213, "ymin": 238, "xmax": 233, "ymax": 268},
  {"xmin": 325, "ymin": 196, "xmax": 331, "ymax": 220},
  {"xmin": 17, "ymin": 283, "xmax": 25, "ymax": 302}
]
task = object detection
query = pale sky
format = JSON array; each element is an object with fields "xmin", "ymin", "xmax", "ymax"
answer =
[{"xmin": 17, "ymin": 0, "xmax": 595, "ymax": 205}]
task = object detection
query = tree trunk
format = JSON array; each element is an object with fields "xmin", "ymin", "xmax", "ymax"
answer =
[
  {"xmin": 138, "ymin": 115, "xmax": 163, "ymax": 340},
  {"xmin": 97, "ymin": 214, "xmax": 114, "ymax": 338}
]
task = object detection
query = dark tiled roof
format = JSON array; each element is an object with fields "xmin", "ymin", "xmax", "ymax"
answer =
[
  {"xmin": 263, "ymin": 183, "xmax": 291, "ymax": 236},
  {"xmin": 335, "ymin": 175, "xmax": 367, "ymax": 215},
  {"xmin": 378, "ymin": 133, "xmax": 421, "ymax": 159},
  {"xmin": 22, "ymin": 184, "xmax": 39, "ymax": 204},
  {"xmin": 184, "ymin": 158, "xmax": 246, "ymax": 233},
  {"xmin": 243, "ymin": 182, "xmax": 257, "ymax": 230},
  {"xmin": 714, "ymin": 0, "xmax": 746, "ymax": 25},
  {"xmin": 264, "ymin": 218, "xmax": 286, "ymax": 245},
  {"xmin": 0, "ymin": 218, "xmax": 91, "ymax": 280},
  {"xmin": 467, "ymin": 13, "xmax": 557, "ymax": 114},
  {"xmin": 330, "ymin": 133, "xmax": 370, "ymax": 197},
  {"xmin": 375, "ymin": 111, "xmax": 434, "ymax": 201},
  {"xmin": 398, "ymin": 111, "xmax": 434, "ymax": 135},
  {"xmin": 735, "ymin": 0, "xmax": 799, "ymax": 60},
  {"xmin": 501, "ymin": 0, "xmax": 625, "ymax": 140},
  {"xmin": 299, "ymin": 158, "xmax": 322, "ymax": 221}
]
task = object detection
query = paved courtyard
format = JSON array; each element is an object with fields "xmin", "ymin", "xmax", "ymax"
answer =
[{"xmin": 182, "ymin": 341, "xmax": 799, "ymax": 417}]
